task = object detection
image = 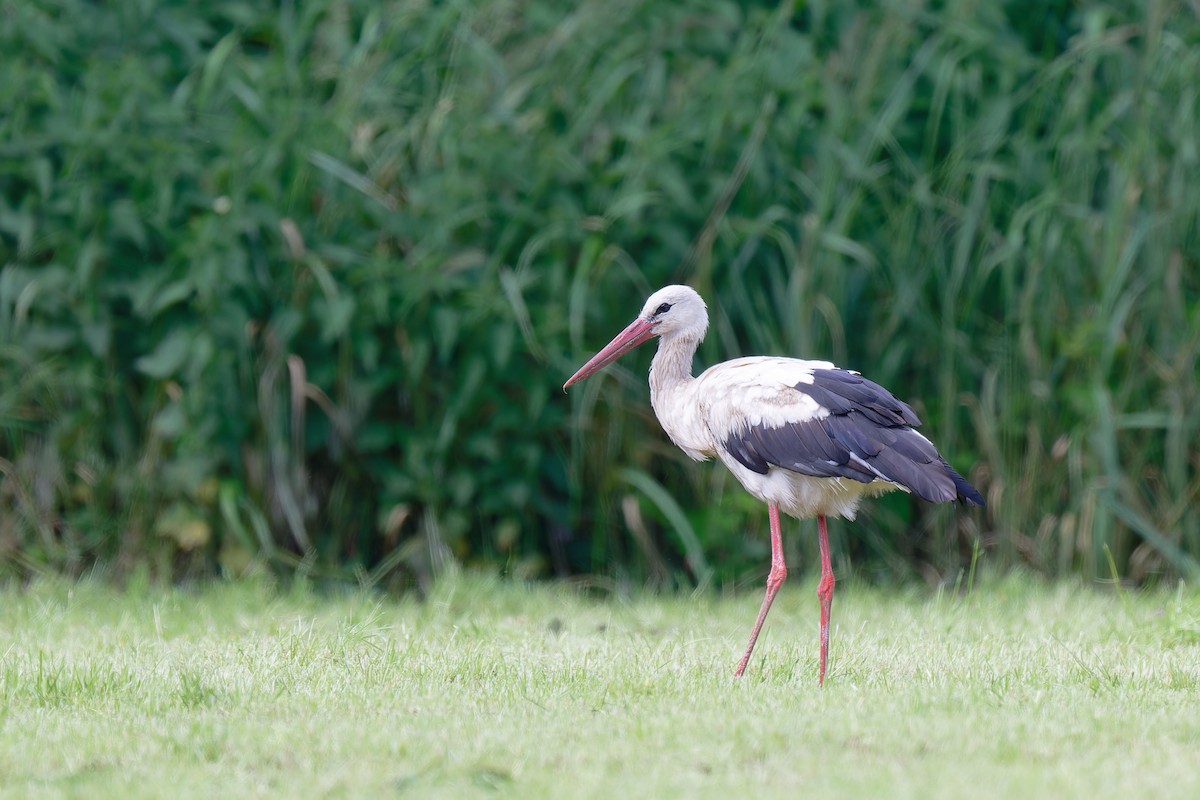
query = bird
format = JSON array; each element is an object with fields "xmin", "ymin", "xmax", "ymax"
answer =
[{"xmin": 564, "ymin": 285, "xmax": 984, "ymax": 685}]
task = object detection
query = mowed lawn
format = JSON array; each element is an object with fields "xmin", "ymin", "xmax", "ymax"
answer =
[{"xmin": 1, "ymin": 574, "xmax": 1197, "ymax": 799}]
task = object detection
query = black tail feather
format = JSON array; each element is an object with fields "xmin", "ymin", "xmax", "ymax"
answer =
[{"xmin": 946, "ymin": 463, "xmax": 985, "ymax": 507}]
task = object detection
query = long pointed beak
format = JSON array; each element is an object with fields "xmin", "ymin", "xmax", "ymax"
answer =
[{"xmin": 563, "ymin": 317, "xmax": 656, "ymax": 390}]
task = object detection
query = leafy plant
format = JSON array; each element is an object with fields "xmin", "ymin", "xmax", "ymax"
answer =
[{"xmin": 1, "ymin": 0, "xmax": 1197, "ymax": 587}]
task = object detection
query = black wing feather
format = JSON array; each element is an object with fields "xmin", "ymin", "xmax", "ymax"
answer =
[{"xmin": 722, "ymin": 368, "xmax": 984, "ymax": 507}]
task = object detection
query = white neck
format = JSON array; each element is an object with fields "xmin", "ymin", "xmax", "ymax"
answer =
[
  {"xmin": 649, "ymin": 333, "xmax": 699, "ymax": 397},
  {"xmin": 647, "ymin": 333, "xmax": 714, "ymax": 461}
]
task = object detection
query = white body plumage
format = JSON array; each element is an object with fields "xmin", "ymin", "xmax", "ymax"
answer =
[{"xmin": 651, "ymin": 355, "xmax": 904, "ymax": 520}]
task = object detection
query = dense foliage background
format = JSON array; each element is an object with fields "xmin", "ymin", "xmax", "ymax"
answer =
[{"xmin": 1, "ymin": 0, "xmax": 1197, "ymax": 589}]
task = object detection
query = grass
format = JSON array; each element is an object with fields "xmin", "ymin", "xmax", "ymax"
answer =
[{"xmin": 0, "ymin": 575, "xmax": 1198, "ymax": 798}]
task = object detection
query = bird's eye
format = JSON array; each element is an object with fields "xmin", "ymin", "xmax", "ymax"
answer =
[{"xmin": 655, "ymin": 303, "xmax": 672, "ymax": 315}]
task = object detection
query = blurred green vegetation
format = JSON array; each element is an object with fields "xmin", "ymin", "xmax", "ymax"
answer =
[{"xmin": 1, "ymin": 0, "xmax": 1197, "ymax": 588}]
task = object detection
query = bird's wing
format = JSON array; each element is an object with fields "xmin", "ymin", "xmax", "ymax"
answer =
[{"xmin": 700, "ymin": 359, "xmax": 982, "ymax": 506}]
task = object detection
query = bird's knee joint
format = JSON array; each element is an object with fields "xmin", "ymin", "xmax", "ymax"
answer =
[{"xmin": 767, "ymin": 566, "xmax": 787, "ymax": 590}]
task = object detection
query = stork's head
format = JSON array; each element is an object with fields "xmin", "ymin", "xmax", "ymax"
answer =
[{"xmin": 564, "ymin": 285, "xmax": 708, "ymax": 390}]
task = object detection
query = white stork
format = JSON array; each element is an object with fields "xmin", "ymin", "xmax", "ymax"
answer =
[{"xmin": 564, "ymin": 285, "xmax": 984, "ymax": 685}]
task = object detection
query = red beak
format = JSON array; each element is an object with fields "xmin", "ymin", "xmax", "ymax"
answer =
[{"xmin": 563, "ymin": 317, "xmax": 656, "ymax": 390}]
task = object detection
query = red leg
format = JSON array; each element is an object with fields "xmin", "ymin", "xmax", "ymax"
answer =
[
  {"xmin": 816, "ymin": 514, "xmax": 834, "ymax": 686},
  {"xmin": 734, "ymin": 502, "xmax": 786, "ymax": 677}
]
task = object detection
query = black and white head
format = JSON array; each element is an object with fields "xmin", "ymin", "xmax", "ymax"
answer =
[
  {"xmin": 564, "ymin": 284, "xmax": 709, "ymax": 389},
  {"xmin": 639, "ymin": 285, "xmax": 709, "ymax": 342}
]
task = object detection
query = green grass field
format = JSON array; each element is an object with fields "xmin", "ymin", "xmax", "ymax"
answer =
[{"xmin": 1, "ymin": 575, "xmax": 1198, "ymax": 798}]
